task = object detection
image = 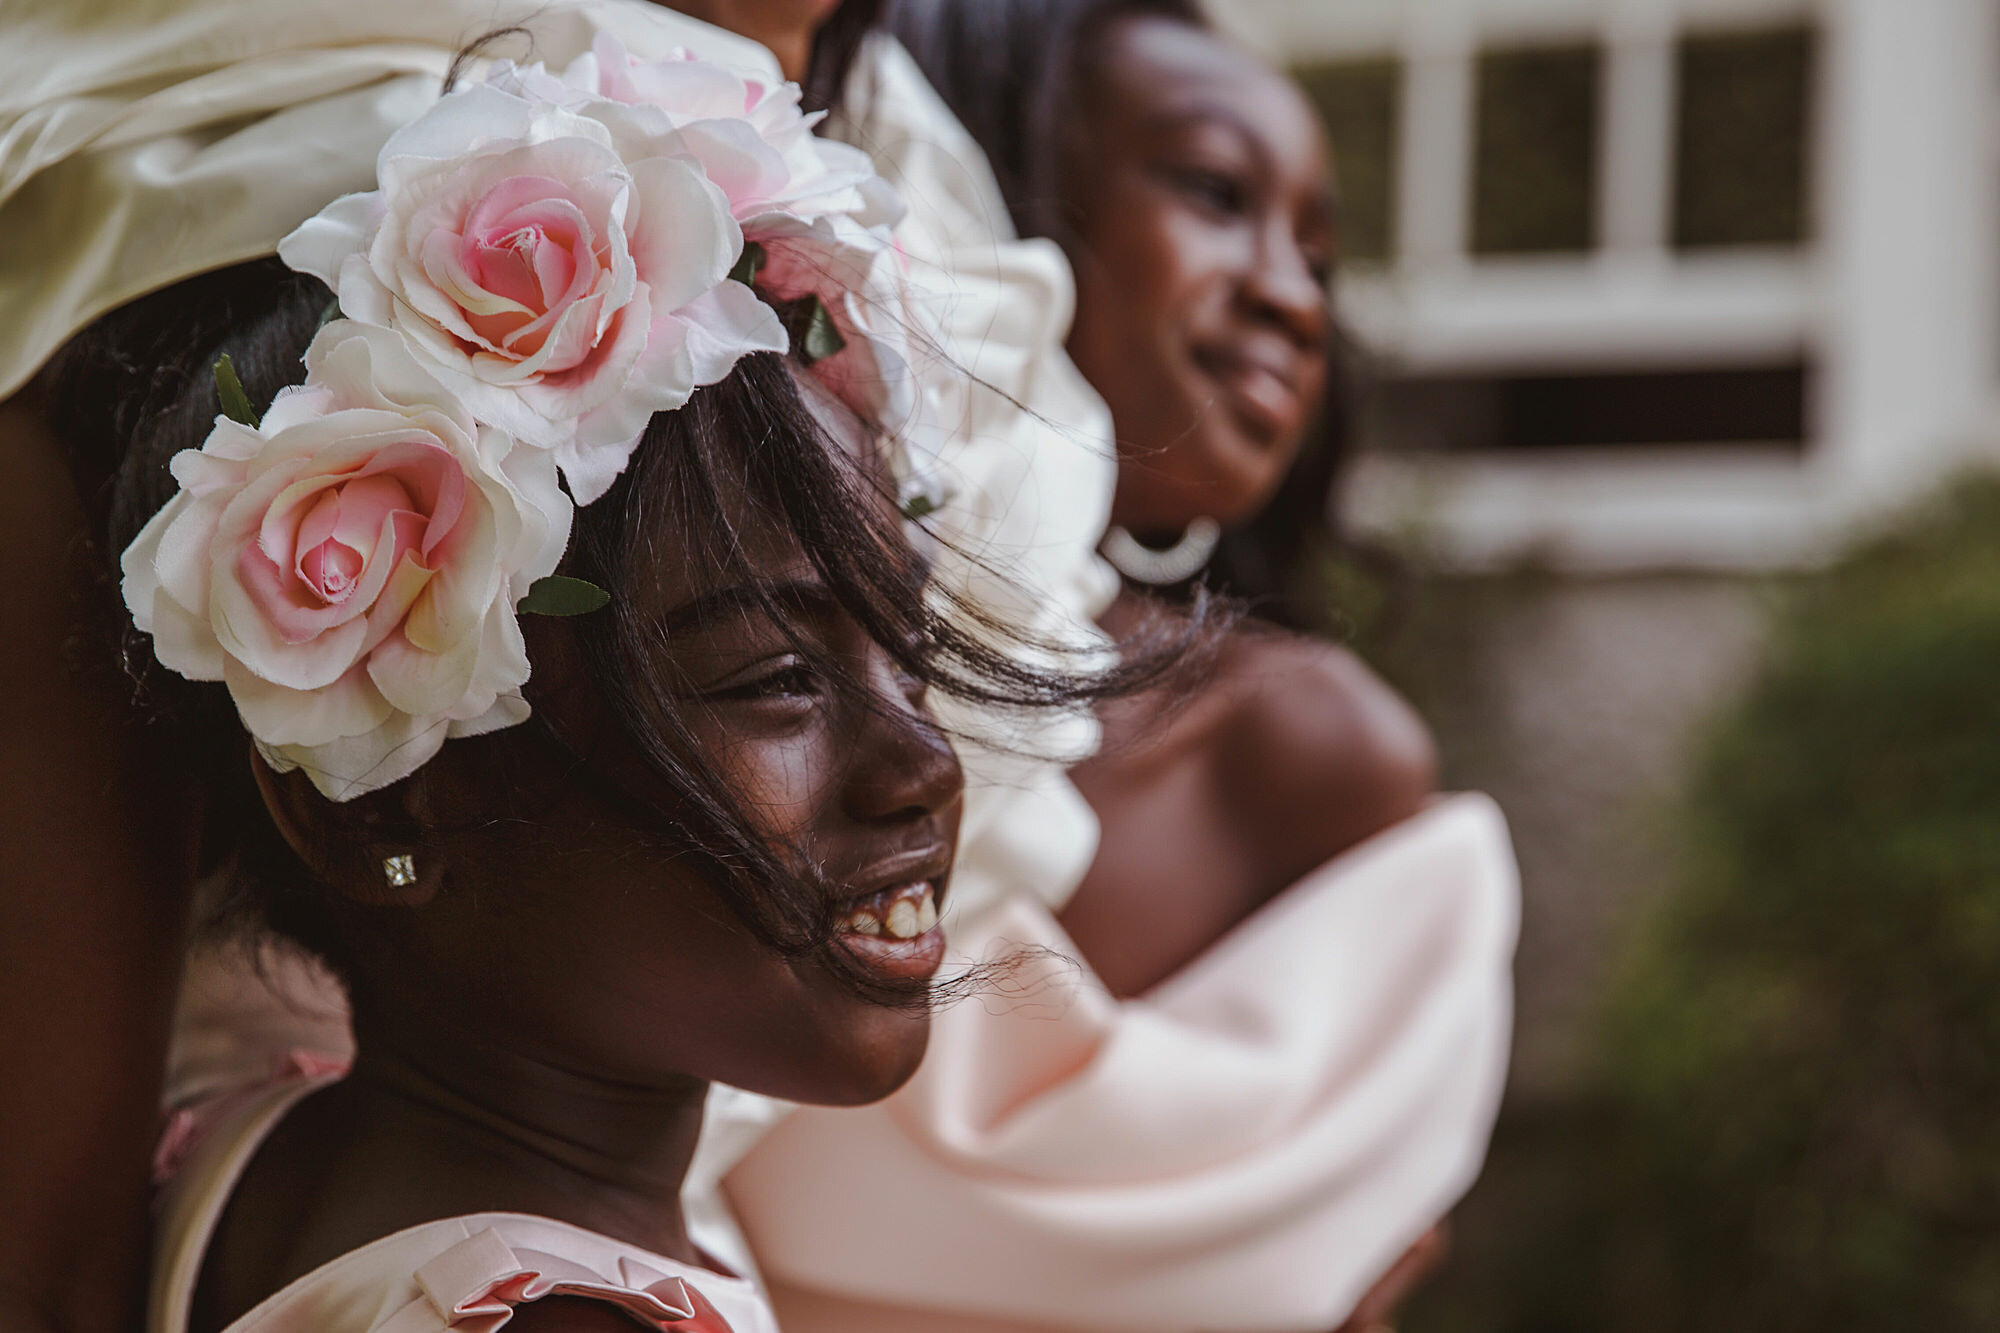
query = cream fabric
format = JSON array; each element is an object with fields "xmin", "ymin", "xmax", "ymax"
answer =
[
  {"xmin": 0, "ymin": 0, "xmax": 782, "ymax": 402},
  {"xmin": 727, "ymin": 795, "xmax": 1520, "ymax": 1333}
]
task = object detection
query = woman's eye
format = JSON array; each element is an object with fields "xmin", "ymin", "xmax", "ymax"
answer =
[{"xmin": 1173, "ymin": 167, "xmax": 1250, "ymax": 216}]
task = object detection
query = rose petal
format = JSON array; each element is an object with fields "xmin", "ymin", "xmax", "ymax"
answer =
[
  {"xmin": 278, "ymin": 190, "xmax": 384, "ymax": 289},
  {"xmin": 148, "ymin": 591, "xmax": 228, "ymax": 681},
  {"xmin": 673, "ymin": 280, "xmax": 788, "ymax": 386},
  {"xmin": 448, "ymin": 690, "xmax": 531, "ymax": 739},
  {"xmin": 623, "ymin": 155, "xmax": 738, "ymax": 315},
  {"xmin": 226, "ymin": 654, "xmax": 394, "ymax": 749},
  {"xmin": 268, "ymin": 704, "xmax": 454, "ymax": 802}
]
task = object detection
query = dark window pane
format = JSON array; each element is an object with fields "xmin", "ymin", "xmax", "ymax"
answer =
[
  {"xmin": 1472, "ymin": 45, "xmax": 1600, "ymax": 255},
  {"xmin": 1674, "ymin": 27, "xmax": 1815, "ymax": 249},
  {"xmin": 1365, "ymin": 363, "xmax": 1809, "ymax": 451},
  {"xmin": 1293, "ymin": 58, "xmax": 1400, "ymax": 263}
]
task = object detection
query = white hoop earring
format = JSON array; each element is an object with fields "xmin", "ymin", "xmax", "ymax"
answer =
[{"xmin": 1100, "ymin": 516, "xmax": 1222, "ymax": 586}]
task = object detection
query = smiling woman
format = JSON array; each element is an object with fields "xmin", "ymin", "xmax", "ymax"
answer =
[{"xmin": 1061, "ymin": 16, "xmax": 1336, "ymax": 539}]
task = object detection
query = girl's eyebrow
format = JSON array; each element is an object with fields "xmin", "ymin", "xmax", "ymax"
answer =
[{"xmin": 660, "ymin": 578, "xmax": 838, "ymax": 635}]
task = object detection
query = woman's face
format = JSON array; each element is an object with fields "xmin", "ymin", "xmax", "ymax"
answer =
[
  {"xmin": 349, "ymin": 372, "xmax": 963, "ymax": 1108},
  {"xmin": 1063, "ymin": 17, "xmax": 1336, "ymax": 537},
  {"xmin": 664, "ymin": 0, "xmax": 845, "ymax": 79}
]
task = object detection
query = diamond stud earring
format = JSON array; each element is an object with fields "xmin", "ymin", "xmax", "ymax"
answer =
[{"xmin": 382, "ymin": 853, "xmax": 417, "ymax": 888}]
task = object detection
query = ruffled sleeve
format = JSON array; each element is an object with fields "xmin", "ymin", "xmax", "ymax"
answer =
[
  {"xmin": 724, "ymin": 795, "xmax": 1520, "ymax": 1332},
  {"xmin": 188, "ymin": 1215, "xmax": 779, "ymax": 1333},
  {"xmin": 369, "ymin": 1226, "xmax": 738, "ymax": 1333}
]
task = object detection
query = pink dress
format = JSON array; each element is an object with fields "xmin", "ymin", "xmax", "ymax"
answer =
[{"xmin": 148, "ymin": 1072, "xmax": 781, "ymax": 1333}]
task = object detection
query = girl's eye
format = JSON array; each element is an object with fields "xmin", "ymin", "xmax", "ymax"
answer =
[
  {"xmin": 709, "ymin": 657, "xmax": 822, "ymax": 703},
  {"xmin": 1173, "ymin": 167, "xmax": 1250, "ymax": 216}
]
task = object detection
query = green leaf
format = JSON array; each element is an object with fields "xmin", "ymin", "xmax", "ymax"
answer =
[
  {"xmin": 315, "ymin": 297, "xmax": 344, "ymax": 333},
  {"xmin": 727, "ymin": 240, "xmax": 766, "ymax": 288},
  {"xmin": 901, "ymin": 492, "xmax": 940, "ymax": 521},
  {"xmin": 516, "ymin": 575, "xmax": 611, "ymax": 617},
  {"xmin": 213, "ymin": 354, "xmax": 258, "ymax": 428},
  {"xmin": 798, "ymin": 294, "xmax": 847, "ymax": 364}
]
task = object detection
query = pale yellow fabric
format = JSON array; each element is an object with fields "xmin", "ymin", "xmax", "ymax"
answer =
[{"xmin": 0, "ymin": 0, "xmax": 782, "ymax": 401}]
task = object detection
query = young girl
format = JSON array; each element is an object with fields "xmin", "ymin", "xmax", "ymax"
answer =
[
  {"xmin": 30, "ymin": 28, "xmax": 1155, "ymax": 1330},
  {"xmin": 0, "ymin": 1, "xmax": 1134, "ymax": 1325}
]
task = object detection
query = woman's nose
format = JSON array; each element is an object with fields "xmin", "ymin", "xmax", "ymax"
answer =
[
  {"xmin": 1243, "ymin": 225, "xmax": 1329, "ymax": 348},
  {"xmin": 841, "ymin": 653, "xmax": 963, "ymax": 824}
]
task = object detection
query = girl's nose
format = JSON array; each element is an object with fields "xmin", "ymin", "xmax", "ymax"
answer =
[{"xmin": 841, "ymin": 654, "xmax": 963, "ymax": 824}]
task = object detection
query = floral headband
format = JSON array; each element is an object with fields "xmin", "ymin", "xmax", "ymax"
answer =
[{"xmin": 120, "ymin": 37, "xmax": 917, "ymax": 800}]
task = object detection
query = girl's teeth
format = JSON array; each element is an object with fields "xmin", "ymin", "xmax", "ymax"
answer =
[{"xmin": 840, "ymin": 882, "xmax": 937, "ymax": 941}]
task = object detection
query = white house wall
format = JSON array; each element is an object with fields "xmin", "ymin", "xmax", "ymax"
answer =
[{"xmin": 1217, "ymin": 0, "xmax": 2000, "ymax": 571}]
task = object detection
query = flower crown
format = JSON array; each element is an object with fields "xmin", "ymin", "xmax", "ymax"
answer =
[{"xmin": 120, "ymin": 37, "xmax": 915, "ymax": 800}]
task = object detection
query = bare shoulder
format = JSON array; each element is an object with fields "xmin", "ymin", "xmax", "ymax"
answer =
[
  {"xmin": 1063, "ymin": 619, "xmax": 1441, "ymax": 993},
  {"xmin": 1209, "ymin": 626, "xmax": 1437, "ymax": 859}
]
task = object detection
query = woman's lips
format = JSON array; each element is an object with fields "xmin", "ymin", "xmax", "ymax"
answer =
[
  {"xmin": 1193, "ymin": 346, "xmax": 1305, "ymax": 441},
  {"xmin": 835, "ymin": 880, "xmax": 945, "ymax": 981}
]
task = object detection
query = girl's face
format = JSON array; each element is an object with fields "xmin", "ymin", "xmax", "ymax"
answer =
[
  {"xmin": 336, "ymin": 372, "xmax": 963, "ymax": 1108},
  {"xmin": 1063, "ymin": 16, "xmax": 1336, "ymax": 536}
]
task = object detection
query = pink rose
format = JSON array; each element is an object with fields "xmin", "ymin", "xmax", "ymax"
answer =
[
  {"xmin": 121, "ymin": 324, "xmax": 571, "ymax": 798},
  {"xmin": 279, "ymin": 82, "xmax": 786, "ymax": 504},
  {"xmin": 478, "ymin": 43, "xmax": 914, "ymax": 438},
  {"xmin": 512, "ymin": 40, "xmax": 921, "ymax": 432},
  {"xmin": 548, "ymin": 36, "xmax": 897, "ymax": 236}
]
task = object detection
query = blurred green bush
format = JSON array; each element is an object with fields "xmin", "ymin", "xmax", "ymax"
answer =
[{"xmin": 1412, "ymin": 475, "xmax": 2000, "ymax": 1333}]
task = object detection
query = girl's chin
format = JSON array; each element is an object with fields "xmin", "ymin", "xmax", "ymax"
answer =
[{"xmin": 804, "ymin": 1011, "xmax": 933, "ymax": 1106}]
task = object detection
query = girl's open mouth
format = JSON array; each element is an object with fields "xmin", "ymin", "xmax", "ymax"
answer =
[{"xmin": 835, "ymin": 880, "xmax": 945, "ymax": 980}]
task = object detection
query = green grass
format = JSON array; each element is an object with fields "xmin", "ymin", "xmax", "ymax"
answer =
[{"xmin": 1405, "ymin": 476, "xmax": 2000, "ymax": 1332}]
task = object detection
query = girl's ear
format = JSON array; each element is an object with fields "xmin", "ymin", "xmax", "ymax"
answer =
[{"xmin": 248, "ymin": 745, "xmax": 440, "ymax": 908}]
